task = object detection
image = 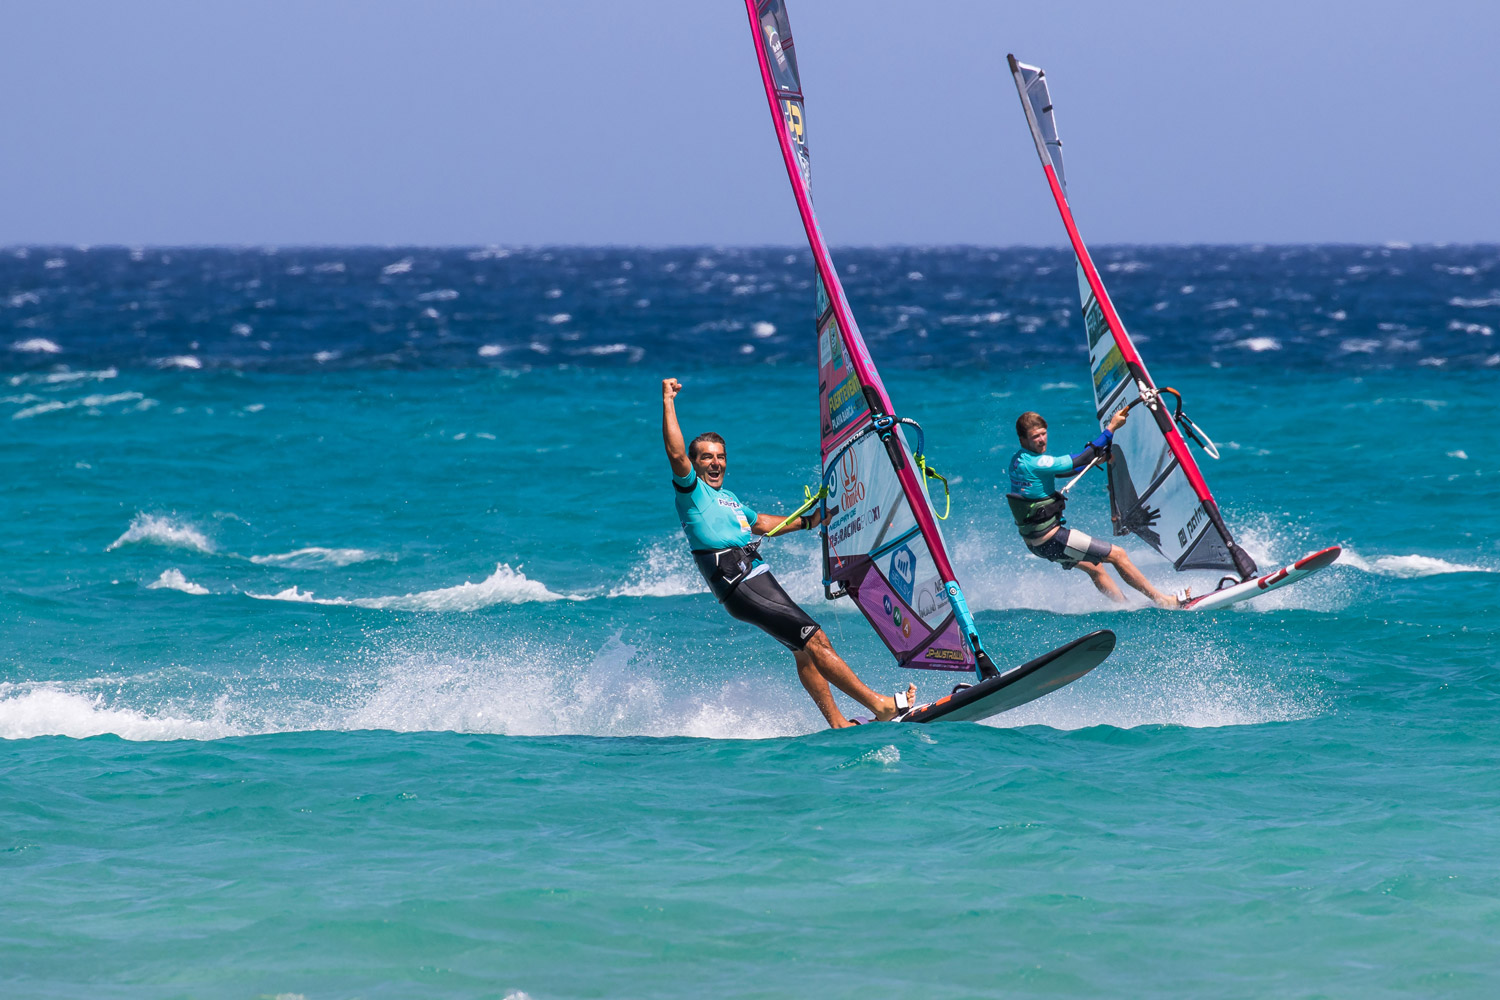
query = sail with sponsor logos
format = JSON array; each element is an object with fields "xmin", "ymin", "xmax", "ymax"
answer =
[
  {"xmin": 743, "ymin": 0, "xmax": 1116, "ymax": 719},
  {"xmin": 1006, "ymin": 55, "xmax": 1340, "ymax": 611}
]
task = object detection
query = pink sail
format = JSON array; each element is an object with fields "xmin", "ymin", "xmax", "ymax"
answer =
[{"xmin": 747, "ymin": 0, "xmax": 974, "ymax": 670}]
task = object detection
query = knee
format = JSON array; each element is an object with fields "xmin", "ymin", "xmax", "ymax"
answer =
[
  {"xmin": 1107, "ymin": 545, "xmax": 1126, "ymax": 563},
  {"xmin": 803, "ymin": 628, "xmax": 829, "ymax": 653}
]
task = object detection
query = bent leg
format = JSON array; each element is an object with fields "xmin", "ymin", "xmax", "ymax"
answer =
[
  {"xmin": 1104, "ymin": 545, "xmax": 1176, "ymax": 607},
  {"xmin": 803, "ymin": 630, "xmax": 915, "ymax": 723},
  {"xmin": 1075, "ymin": 559, "xmax": 1126, "ymax": 602}
]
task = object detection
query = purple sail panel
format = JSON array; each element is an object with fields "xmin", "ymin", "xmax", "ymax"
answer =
[
  {"xmin": 904, "ymin": 616, "xmax": 974, "ymax": 672},
  {"xmin": 834, "ymin": 557, "xmax": 975, "ymax": 673}
]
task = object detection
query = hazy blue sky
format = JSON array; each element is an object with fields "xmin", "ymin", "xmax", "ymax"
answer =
[{"xmin": 3, "ymin": 1, "xmax": 1496, "ymax": 246}]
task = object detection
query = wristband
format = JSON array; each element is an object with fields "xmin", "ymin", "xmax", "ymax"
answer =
[{"xmin": 800, "ymin": 514, "xmax": 812, "ymax": 531}]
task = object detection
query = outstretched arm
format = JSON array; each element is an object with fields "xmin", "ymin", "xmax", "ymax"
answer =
[
  {"xmin": 750, "ymin": 508, "xmax": 824, "ymax": 536},
  {"xmin": 662, "ymin": 378, "xmax": 691, "ymax": 478}
]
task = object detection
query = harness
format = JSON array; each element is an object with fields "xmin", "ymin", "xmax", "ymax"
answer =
[
  {"xmin": 1006, "ymin": 491, "xmax": 1067, "ymax": 540},
  {"xmin": 690, "ymin": 542, "xmax": 765, "ymax": 602}
]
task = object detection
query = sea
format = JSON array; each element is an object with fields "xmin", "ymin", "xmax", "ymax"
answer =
[{"xmin": 3, "ymin": 244, "xmax": 1498, "ymax": 998}]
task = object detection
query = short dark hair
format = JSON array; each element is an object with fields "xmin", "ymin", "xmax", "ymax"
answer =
[
  {"xmin": 1016, "ymin": 411, "xmax": 1047, "ymax": 438},
  {"xmin": 688, "ymin": 431, "xmax": 726, "ymax": 460}
]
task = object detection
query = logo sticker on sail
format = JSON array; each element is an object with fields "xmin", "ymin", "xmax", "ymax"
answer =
[
  {"xmin": 826, "ymin": 369, "xmax": 862, "ymax": 436},
  {"xmin": 1093, "ymin": 345, "xmax": 1127, "ymax": 403},
  {"xmin": 889, "ymin": 545, "xmax": 916, "ymax": 605},
  {"xmin": 781, "ymin": 100, "xmax": 804, "ymax": 142},
  {"xmin": 839, "ymin": 447, "xmax": 866, "ymax": 511}
]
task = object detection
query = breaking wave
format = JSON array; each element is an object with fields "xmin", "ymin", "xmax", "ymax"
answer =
[
  {"xmin": 250, "ymin": 547, "xmax": 391, "ymax": 568},
  {"xmin": 0, "ymin": 637, "xmax": 809, "ymax": 741},
  {"xmin": 247, "ymin": 562, "xmax": 576, "ymax": 611},
  {"xmin": 146, "ymin": 569, "xmax": 210, "ymax": 595},
  {"xmin": 11, "ymin": 391, "xmax": 149, "ymax": 420},
  {"xmin": 609, "ymin": 540, "xmax": 708, "ymax": 598},
  {"xmin": 107, "ymin": 514, "xmax": 215, "ymax": 554},
  {"xmin": 0, "ymin": 684, "xmax": 237, "ymax": 741}
]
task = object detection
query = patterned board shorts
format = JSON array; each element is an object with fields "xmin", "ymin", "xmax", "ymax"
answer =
[{"xmin": 1028, "ymin": 527, "xmax": 1112, "ymax": 570}]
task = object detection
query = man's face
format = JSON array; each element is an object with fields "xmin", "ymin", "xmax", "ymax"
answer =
[
  {"xmin": 1022, "ymin": 424, "xmax": 1048, "ymax": 453},
  {"xmin": 692, "ymin": 441, "xmax": 727, "ymax": 488}
]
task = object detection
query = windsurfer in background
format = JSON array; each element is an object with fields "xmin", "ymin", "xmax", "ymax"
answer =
[
  {"xmin": 1007, "ymin": 409, "xmax": 1181, "ymax": 608},
  {"xmin": 661, "ymin": 377, "xmax": 915, "ymax": 728}
]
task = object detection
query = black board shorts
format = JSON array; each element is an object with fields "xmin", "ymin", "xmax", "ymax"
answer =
[
  {"xmin": 721, "ymin": 568, "xmax": 821, "ymax": 652},
  {"xmin": 692, "ymin": 548, "xmax": 820, "ymax": 652},
  {"xmin": 1028, "ymin": 527, "xmax": 1112, "ymax": 570}
]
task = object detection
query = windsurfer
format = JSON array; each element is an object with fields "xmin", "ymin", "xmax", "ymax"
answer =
[
  {"xmin": 660, "ymin": 379, "xmax": 912, "ymax": 722},
  {"xmin": 1007, "ymin": 409, "xmax": 1180, "ymax": 607},
  {"xmin": 662, "ymin": 377, "xmax": 915, "ymax": 728}
]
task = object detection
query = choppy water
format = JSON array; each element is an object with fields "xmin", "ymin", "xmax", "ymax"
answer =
[{"xmin": 4, "ymin": 246, "xmax": 1499, "ymax": 998}]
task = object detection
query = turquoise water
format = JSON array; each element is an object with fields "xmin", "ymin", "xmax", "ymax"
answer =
[{"xmin": 4, "ymin": 247, "xmax": 1499, "ymax": 997}]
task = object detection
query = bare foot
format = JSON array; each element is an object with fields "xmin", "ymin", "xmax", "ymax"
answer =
[
  {"xmin": 1155, "ymin": 588, "xmax": 1190, "ymax": 609},
  {"xmin": 873, "ymin": 683, "xmax": 918, "ymax": 722}
]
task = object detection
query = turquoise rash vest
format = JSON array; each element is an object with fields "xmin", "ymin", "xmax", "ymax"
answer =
[
  {"xmin": 1006, "ymin": 430, "xmax": 1114, "ymax": 539},
  {"xmin": 1008, "ymin": 448, "xmax": 1085, "ymax": 499},
  {"xmin": 673, "ymin": 470, "xmax": 757, "ymax": 551},
  {"xmin": 1007, "ymin": 429, "xmax": 1114, "ymax": 498}
]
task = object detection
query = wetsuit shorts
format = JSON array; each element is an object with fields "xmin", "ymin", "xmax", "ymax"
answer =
[
  {"xmin": 692, "ymin": 547, "xmax": 820, "ymax": 652},
  {"xmin": 1028, "ymin": 528, "xmax": 1111, "ymax": 570}
]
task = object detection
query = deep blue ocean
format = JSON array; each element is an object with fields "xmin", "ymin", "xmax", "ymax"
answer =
[{"xmin": 4, "ymin": 245, "xmax": 1498, "ymax": 998}]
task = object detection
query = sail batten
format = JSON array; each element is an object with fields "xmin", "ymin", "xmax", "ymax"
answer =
[
  {"xmin": 1008, "ymin": 55, "xmax": 1255, "ymax": 579},
  {"xmin": 747, "ymin": 0, "xmax": 988, "ymax": 672}
]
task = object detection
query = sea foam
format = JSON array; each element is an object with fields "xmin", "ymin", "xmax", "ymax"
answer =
[
  {"xmin": 1341, "ymin": 550, "xmax": 1495, "ymax": 578},
  {"xmin": 10, "ymin": 337, "xmax": 61, "ymax": 353},
  {"xmin": 147, "ymin": 569, "xmax": 210, "ymax": 595},
  {"xmin": 107, "ymin": 514, "xmax": 215, "ymax": 554},
  {"xmin": 991, "ymin": 641, "xmax": 1327, "ymax": 731},
  {"xmin": 0, "ymin": 684, "xmax": 238, "ymax": 741},
  {"xmin": 12, "ymin": 391, "xmax": 146, "ymax": 420},
  {"xmin": 250, "ymin": 547, "xmax": 390, "ymax": 569},
  {"xmin": 609, "ymin": 541, "xmax": 709, "ymax": 598},
  {"xmin": 248, "ymin": 563, "xmax": 574, "ymax": 611}
]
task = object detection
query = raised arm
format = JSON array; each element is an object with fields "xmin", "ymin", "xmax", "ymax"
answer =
[
  {"xmin": 1068, "ymin": 408, "xmax": 1129, "ymax": 472},
  {"xmin": 661, "ymin": 378, "xmax": 691, "ymax": 478}
]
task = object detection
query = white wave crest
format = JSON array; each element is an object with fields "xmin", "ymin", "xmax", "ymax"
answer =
[
  {"xmin": 609, "ymin": 541, "xmax": 709, "ymax": 598},
  {"xmin": 7, "ymin": 367, "xmax": 116, "ymax": 386},
  {"xmin": 10, "ymin": 337, "xmax": 61, "ymax": 353},
  {"xmin": 0, "ymin": 637, "xmax": 810, "ymax": 742},
  {"xmin": 12, "ymin": 391, "xmax": 146, "ymax": 420},
  {"xmin": 155, "ymin": 355, "xmax": 202, "ymax": 370},
  {"xmin": 0, "ymin": 685, "xmax": 238, "ymax": 741},
  {"xmin": 1236, "ymin": 336, "xmax": 1281, "ymax": 352},
  {"xmin": 146, "ymin": 569, "xmax": 210, "ymax": 595},
  {"xmin": 1340, "ymin": 550, "xmax": 1494, "ymax": 578},
  {"xmin": 107, "ymin": 514, "xmax": 215, "ymax": 554},
  {"xmin": 248, "ymin": 563, "xmax": 574, "ymax": 611},
  {"xmin": 332, "ymin": 637, "xmax": 803, "ymax": 738},
  {"xmin": 250, "ymin": 547, "xmax": 389, "ymax": 569}
]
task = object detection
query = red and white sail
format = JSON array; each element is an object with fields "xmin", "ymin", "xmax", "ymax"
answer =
[{"xmin": 1008, "ymin": 56, "xmax": 1257, "ymax": 579}]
